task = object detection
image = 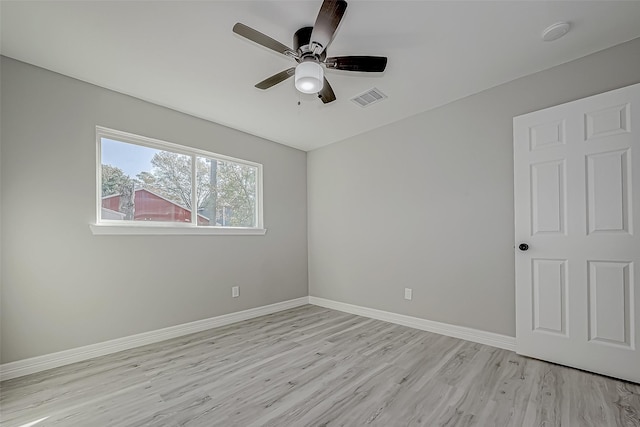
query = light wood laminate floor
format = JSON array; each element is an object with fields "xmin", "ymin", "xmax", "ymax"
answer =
[{"xmin": 1, "ymin": 305, "xmax": 639, "ymax": 426}]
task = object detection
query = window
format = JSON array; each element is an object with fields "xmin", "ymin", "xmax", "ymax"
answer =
[{"xmin": 93, "ymin": 127, "xmax": 264, "ymax": 235}]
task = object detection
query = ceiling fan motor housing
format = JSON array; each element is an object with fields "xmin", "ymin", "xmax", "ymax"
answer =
[
  {"xmin": 294, "ymin": 27, "xmax": 312, "ymax": 52},
  {"xmin": 294, "ymin": 27, "xmax": 326, "ymax": 61}
]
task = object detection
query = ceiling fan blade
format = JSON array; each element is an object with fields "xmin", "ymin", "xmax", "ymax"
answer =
[
  {"xmin": 325, "ymin": 56, "xmax": 387, "ymax": 72},
  {"xmin": 318, "ymin": 77, "xmax": 336, "ymax": 104},
  {"xmin": 233, "ymin": 23, "xmax": 297, "ymax": 58},
  {"xmin": 310, "ymin": 0, "xmax": 347, "ymax": 54},
  {"xmin": 255, "ymin": 68, "xmax": 296, "ymax": 90}
]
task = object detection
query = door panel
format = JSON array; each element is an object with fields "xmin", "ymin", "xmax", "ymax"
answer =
[
  {"xmin": 529, "ymin": 120, "xmax": 565, "ymax": 151},
  {"xmin": 532, "ymin": 259, "xmax": 567, "ymax": 335},
  {"xmin": 530, "ymin": 160, "xmax": 566, "ymax": 235},
  {"xmin": 585, "ymin": 103, "xmax": 630, "ymax": 140},
  {"xmin": 514, "ymin": 83, "xmax": 640, "ymax": 384},
  {"xmin": 586, "ymin": 149, "xmax": 631, "ymax": 235},
  {"xmin": 587, "ymin": 260, "xmax": 633, "ymax": 348}
]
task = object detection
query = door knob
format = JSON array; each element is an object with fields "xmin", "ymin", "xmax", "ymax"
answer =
[{"xmin": 518, "ymin": 243, "xmax": 529, "ymax": 251}]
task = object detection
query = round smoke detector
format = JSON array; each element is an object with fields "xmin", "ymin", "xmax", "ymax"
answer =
[{"xmin": 542, "ymin": 22, "xmax": 571, "ymax": 42}]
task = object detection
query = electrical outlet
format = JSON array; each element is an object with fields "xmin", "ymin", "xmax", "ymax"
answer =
[
  {"xmin": 404, "ymin": 288, "xmax": 412, "ymax": 301},
  {"xmin": 232, "ymin": 286, "xmax": 239, "ymax": 298}
]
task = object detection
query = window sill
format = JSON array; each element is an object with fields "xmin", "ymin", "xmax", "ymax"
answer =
[{"xmin": 89, "ymin": 224, "xmax": 267, "ymax": 236}]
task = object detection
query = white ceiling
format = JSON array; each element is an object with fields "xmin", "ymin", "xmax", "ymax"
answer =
[{"xmin": 2, "ymin": 1, "xmax": 640, "ymax": 151}]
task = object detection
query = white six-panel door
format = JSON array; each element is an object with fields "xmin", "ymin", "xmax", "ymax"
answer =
[{"xmin": 514, "ymin": 83, "xmax": 640, "ymax": 383}]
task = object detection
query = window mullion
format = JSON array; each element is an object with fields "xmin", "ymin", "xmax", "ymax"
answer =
[{"xmin": 191, "ymin": 155, "xmax": 197, "ymax": 226}]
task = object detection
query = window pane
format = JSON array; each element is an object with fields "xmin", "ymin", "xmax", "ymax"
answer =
[
  {"xmin": 101, "ymin": 138, "xmax": 195, "ymax": 224},
  {"xmin": 197, "ymin": 156, "xmax": 257, "ymax": 227}
]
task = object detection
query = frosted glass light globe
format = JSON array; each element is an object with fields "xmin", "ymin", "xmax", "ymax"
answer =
[{"xmin": 295, "ymin": 61, "xmax": 324, "ymax": 94}]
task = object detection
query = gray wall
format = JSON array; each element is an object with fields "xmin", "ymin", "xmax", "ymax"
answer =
[
  {"xmin": 0, "ymin": 57, "xmax": 308, "ymax": 363},
  {"xmin": 308, "ymin": 38, "xmax": 640, "ymax": 337}
]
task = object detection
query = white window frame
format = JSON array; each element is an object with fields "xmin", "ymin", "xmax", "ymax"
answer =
[{"xmin": 91, "ymin": 126, "xmax": 266, "ymax": 236}]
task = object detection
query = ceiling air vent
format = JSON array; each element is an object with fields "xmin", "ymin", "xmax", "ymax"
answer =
[{"xmin": 351, "ymin": 88, "xmax": 387, "ymax": 108}]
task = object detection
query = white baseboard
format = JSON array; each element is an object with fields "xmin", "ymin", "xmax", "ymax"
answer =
[
  {"xmin": 0, "ymin": 297, "xmax": 309, "ymax": 381},
  {"xmin": 308, "ymin": 296, "xmax": 516, "ymax": 352},
  {"xmin": 1, "ymin": 296, "xmax": 515, "ymax": 381}
]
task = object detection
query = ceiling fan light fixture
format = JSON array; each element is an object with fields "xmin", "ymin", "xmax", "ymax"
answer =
[{"xmin": 295, "ymin": 61, "xmax": 324, "ymax": 94}]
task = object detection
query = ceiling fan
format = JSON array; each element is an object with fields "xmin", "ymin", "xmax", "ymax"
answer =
[{"xmin": 233, "ymin": 0, "xmax": 387, "ymax": 104}]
